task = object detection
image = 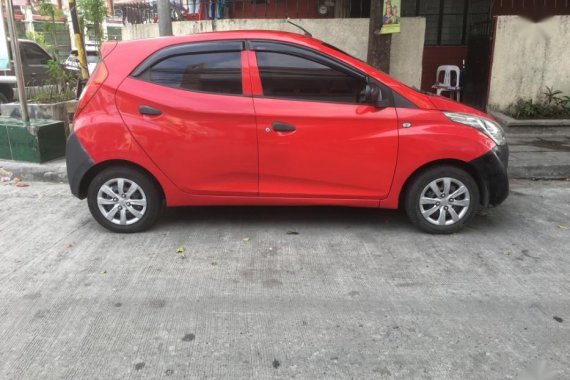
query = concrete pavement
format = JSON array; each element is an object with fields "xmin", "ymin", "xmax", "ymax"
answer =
[{"xmin": 0, "ymin": 180, "xmax": 568, "ymax": 379}]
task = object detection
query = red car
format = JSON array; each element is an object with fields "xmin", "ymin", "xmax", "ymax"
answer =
[{"xmin": 66, "ymin": 31, "xmax": 508, "ymax": 234}]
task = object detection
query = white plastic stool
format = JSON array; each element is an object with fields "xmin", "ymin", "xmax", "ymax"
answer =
[{"xmin": 433, "ymin": 65, "xmax": 461, "ymax": 102}]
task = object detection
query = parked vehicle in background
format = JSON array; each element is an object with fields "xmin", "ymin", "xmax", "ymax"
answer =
[
  {"xmin": 0, "ymin": 39, "xmax": 53, "ymax": 103},
  {"xmin": 67, "ymin": 31, "xmax": 509, "ymax": 234},
  {"xmin": 64, "ymin": 44, "xmax": 100, "ymax": 76}
]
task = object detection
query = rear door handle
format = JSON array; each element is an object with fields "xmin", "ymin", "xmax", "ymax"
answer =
[
  {"xmin": 139, "ymin": 105, "xmax": 162, "ymax": 116},
  {"xmin": 272, "ymin": 122, "xmax": 296, "ymax": 133}
]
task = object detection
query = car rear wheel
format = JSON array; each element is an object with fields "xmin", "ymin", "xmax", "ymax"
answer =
[
  {"xmin": 87, "ymin": 166, "xmax": 162, "ymax": 233},
  {"xmin": 405, "ymin": 166, "xmax": 480, "ymax": 234}
]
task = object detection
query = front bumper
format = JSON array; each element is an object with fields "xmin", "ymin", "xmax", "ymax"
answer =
[
  {"xmin": 66, "ymin": 133, "xmax": 94, "ymax": 199},
  {"xmin": 469, "ymin": 144, "xmax": 509, "ymax": 207}
]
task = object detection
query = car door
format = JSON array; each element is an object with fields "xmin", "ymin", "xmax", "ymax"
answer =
[
  {"xmin": 115, "ymin": 41, "xmax": 259, "ymax": 196},
  {"xmin": 20, "ymin": 42, "xmax": 51, "ymax": 85},
  {"xmin": 248, "ymin": 42, "xmax": 399, "ymax": 199}
]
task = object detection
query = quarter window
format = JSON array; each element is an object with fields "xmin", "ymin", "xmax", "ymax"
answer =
[
  {"xmin": 255, "ymin": 51, "xmax": 367, "ymax": 104},
  {"xmin": 145, "ymin": 51, "xmax": 242, "ymax": 95}
]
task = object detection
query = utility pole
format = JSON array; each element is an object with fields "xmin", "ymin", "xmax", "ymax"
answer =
[
  {"xmin": 68, "ymin": 0, "xmax": 89, "ymax": 80},
  {"xmin": 367, "ymin": 0, "xmax": 392, "ymax": 73},
  {"xmin": 157, "ymin": 0, "xmax": 172, "ymax": 36},
  {"xmin": 4, "ymin": 0, "xmax": 29, "ymax": 122}
]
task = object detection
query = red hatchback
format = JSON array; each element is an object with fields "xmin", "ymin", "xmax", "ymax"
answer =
[{"xmin": 66, "ymin": 30, "xmax": 508, "ymax": 234}]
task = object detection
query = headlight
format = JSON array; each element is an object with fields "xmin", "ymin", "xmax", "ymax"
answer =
[{"xmin": 443, "ymin": 112, "xmax": 506, "ymax": 145}]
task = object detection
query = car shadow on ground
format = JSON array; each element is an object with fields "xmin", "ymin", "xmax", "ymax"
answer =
[
  {"xmin": 158, "ymin": 205, "xmax": 410, "ymax": 231},
  {"xmin": 154, "ymin": 204, "xmax": 510, "ymax": 234}
]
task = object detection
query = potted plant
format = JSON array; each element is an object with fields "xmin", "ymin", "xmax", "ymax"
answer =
[
  {"xmin": 0, "ymin": 57, "xmax": 77, "ymax": 136},
  {"xmin": 489, "ymin": 86, "xmax": 570, "ymax": 131}
]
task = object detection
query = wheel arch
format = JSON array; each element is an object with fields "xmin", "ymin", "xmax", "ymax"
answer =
[
  {"xmin": 397, "ymin": 159, "xmax": 488, "ymax": 210},
  {"xmin": 78, "ymin": 159, "xmax": 165, "ymax": 201}
]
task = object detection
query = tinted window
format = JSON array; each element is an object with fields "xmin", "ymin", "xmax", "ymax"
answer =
[
  {"xmin": 256, "ymin": 52, "xmax": 367, "ymax": 103},
  {"xmin": 22, "ymin": 43, "xmax": 50, "ymax": 64},
  {"xmin": 146, "ymin": 51, "xmax": 242, "ymax": 95}
]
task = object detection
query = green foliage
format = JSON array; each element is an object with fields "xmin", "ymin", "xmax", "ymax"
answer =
[
  {"xmin": 77, "ymin": 0, "xmax": 108, "ymax": 49},
  {"xmin": 27, "ymin": 60, "xmax": 76, "ymax": 103},
  {"xmin": 543, "ymin": 86, "xmax": 570, "ymax": 110},
  {"xmin": 47, "ymin": 60, "xmax": 67, "ymax": 87},
  {"xmin": 28, "ymin": 90, "xmax": 75, "ymax": 103},
  {"xmin": 37, "ymin": 0, "xmax": 59, "ymax": 57},
  {"xmin": 509, "ymin": 87, "xmax": 570, "ymax": 119},
  {"xmin": 557, "ymin": 95, "xmax": 570, "ymax": 109},
  {"xmin": 25, "ymin": 31, "xmax": 53, "ymax": 53},
  {"xmin": 543, "ymin": 86, "xmax": 563, "ymax": 105}
]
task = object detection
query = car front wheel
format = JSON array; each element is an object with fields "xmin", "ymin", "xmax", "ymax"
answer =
[
  {"xmin": 87, "ymin": 166, "xmax": 162, "ymax": 233},
  {"xmin": 405, "ymin": 166, "xmax": 480, "ymax": 234}
]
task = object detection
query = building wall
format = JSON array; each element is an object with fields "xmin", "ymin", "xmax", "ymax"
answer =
[
  {"xmin": 122, "ymin": 17, "xmax": 426, "ymax": 88},
  {"xmin": 488, "ymin": 16, "xmax": 570, "ymax": 110},
  {"xmin": 391, "ymin": 17, "xmax": 426, "ymax": 89}
]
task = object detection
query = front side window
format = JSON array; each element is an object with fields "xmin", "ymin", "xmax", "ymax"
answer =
[
  {"xmin": 255, "ymin": 51, "xmax": 367, "ymax": 104},
  {"xmin": 23, "ymin": 43, "xmax": 50, "ymax": 64},
  {"xmin": 145, "ymin": 51, "xmax": 242, "ymax": 95}
]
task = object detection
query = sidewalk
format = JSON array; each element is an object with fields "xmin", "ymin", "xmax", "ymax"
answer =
[
  {"xmin": 1, "ymin": 134, "xmax": 569, "ymax": 184},
  {"xmin": 508, "ymin": 134, "xmax": 570, "ymax": 179}
]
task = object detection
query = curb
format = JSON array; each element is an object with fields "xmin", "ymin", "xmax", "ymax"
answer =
[
  {"xmin": 0, "ymin": 159, "xmax": 67, "ymax": 183},
  {"xmin": 489, "ymin": 110, "xmax": 570, "ymax": 136},
  {"xmin": 508, "ymin": 165, "xmax": 570, "ymax": 180}
]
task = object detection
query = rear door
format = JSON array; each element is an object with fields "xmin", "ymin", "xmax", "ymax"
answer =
[
  {"xmin": 249, "ymin": 42, "xmax": 399, "ymax": 199},
  {"xmin": 116, "ymin": 41, "xmax": 259, "ymax": 196}
]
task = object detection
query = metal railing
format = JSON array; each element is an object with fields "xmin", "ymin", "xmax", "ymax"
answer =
[{"xmin": 115, "ymin": 0, "xmax": 370, "ymax": 25}]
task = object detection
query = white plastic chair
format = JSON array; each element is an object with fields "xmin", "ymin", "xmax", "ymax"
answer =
[{"xmin": 433, "ymin": 65, "xmax": 461, "ymax": 102}]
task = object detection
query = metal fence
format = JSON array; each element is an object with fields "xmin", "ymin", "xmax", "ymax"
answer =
[{"xmin": 115, "ymin": 0, "xmax": 370, "ymax": 25}]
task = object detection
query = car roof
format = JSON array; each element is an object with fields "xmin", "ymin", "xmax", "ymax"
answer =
[
  {"xmin": 112, "ymin": 29, "xmax": 392, "ymax": 84},
  {"xmin": 118, "ymin": 30, "xmax": 316, "ymax": 49}
]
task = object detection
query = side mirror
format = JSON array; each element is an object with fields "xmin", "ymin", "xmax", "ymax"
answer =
[{"xmin": 364, "ymin": 84, "xmax": 390, "ymax": 108}]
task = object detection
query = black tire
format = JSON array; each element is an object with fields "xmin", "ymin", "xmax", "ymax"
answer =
[
  {"xmin": 87, "ymin": 166, "xmax": 163, "ymax": 233},
  {"xmin": 404, "ymin": 165, "xmax": 480, "ymax": 234},
  {"xmin": 0, "ymin": 92, "xmax": 8, "ymax": 104}
]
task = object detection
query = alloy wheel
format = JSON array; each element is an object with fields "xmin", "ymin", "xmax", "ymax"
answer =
[
  {"xmin": 97, "ymin": 178, "xmax": 147, "ymax": 226},
  {"xmin": 419, "ymin": 177, "xmax": 471, "ymax": 226}
]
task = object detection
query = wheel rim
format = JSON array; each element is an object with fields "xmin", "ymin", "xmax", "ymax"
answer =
[
  {"xmin": 419, "ymin": 177, "xmax": 471, "ymax": 226},
  {"xmin": 97, "ymin": 178, "xmax": 147, "ymax": 226}
]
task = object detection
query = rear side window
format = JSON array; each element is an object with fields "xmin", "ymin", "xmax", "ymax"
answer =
[
  {"xmin": 144, "ymin": 51, "xmax": 242, "ymax": 95},
  {"xmin": 255, "ymin": 51, "xmax": 367, "ymax": 104}
]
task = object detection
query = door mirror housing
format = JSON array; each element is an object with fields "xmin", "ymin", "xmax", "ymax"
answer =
[{"xmin": 364, "ymin": 83, "xmax": 390, "ymax": 108}]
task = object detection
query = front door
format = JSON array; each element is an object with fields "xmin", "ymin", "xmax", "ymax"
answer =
[
  {"xmin": 116, "ymin": 42, "xmax": 259, "ymax": 196},
  {"xmin": 249, "ymin": 44, "xmax": 399, "ymax": 199},
  {"xmin": 20, "ymin": 42, "xmax": 51, "ymax": 85}
]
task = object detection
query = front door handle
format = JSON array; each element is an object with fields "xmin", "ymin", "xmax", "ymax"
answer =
[
  {"xmin": 139, "ymin": 105, "xmax": 162, "ymax": 116},
  {"xmin": 272, "ymin": 122, "xmax": 296, "ymax": 133}
]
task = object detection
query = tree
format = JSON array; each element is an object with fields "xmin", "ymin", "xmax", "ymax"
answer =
[
  {"xmin": 367, "ymin": 0, "xmax": 392, "ymax": 73},
  {"xmin": 38, "ymin": 0, "xmax": 61, "ymax": 58},
  {"xmin": 77, "ymin": 0, "xmax": 108, "ymax": 50}
]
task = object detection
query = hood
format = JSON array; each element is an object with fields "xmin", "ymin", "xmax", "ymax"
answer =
[{"xmin": 427, "ymin": 94, "xmax": 490, "ymax": 119}]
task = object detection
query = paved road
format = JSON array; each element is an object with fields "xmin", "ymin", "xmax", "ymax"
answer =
[{"xmin": 0, "ymin": 180, "xmax": 568, "ymax": 379}]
